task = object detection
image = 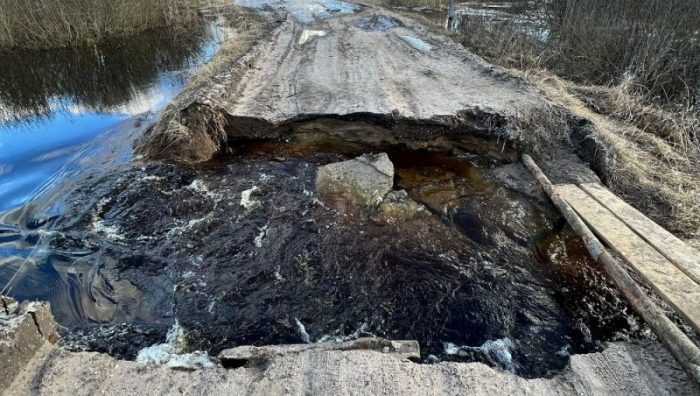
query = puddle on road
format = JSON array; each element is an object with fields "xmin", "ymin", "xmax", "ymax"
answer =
[
  {"xmin": 354, "ymin": 15, "xmax": 402, "ymax": 32},
  {"xmin": 299, "ymin": 30, "xmax": 328, "ymax": 45}
]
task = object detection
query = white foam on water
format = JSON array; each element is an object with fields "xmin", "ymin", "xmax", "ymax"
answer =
[
  {"xmin": 240, "ymin": 186, "xmax": 260, "ymax": 209},
  {"xmin": 188, "ymin": 179, "xmax": 222, "ymax": 200},
  {"xmin": 317, "ymin": 322, "xmax": 372, "ymax": 343},
  {"xmin": 294, "ymin": 317, "xmax": 311, "ymax": 343},
  {"xmin": 254, "ymin": 225, "xmax": 268, "ymax": 248},
  {"xmin": 91, "ymin": 197, "xmax": 125, "ymax": 241}
]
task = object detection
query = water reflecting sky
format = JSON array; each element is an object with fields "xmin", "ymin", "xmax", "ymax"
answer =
[{"xmin": 0, "ymin": 23, "xmax": 225, "ymax": 213}]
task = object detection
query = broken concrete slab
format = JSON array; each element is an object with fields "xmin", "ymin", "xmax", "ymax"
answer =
[
  {"xmin": 316, "ymin": 152, "xmax": 394, "ymax": 209},
  {"xmin": 1, "ymin": 296, "xmax": 60, "ymax": 390},
  {"xmin": 218, "ymin": 337, "xmax": 421, "ymax": 367},
  {"xmin": 7, "ymin": 340, "xmax": 698, "ymax": 395}
]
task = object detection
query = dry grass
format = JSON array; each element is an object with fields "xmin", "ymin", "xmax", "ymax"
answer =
[
  {"xmin": 135, "ymin": 6, "xmax": 270, "ymax": 163},
  {"xmin": 546, "ymin": 0, "xmax": 700, "ymax": 105},
  {"xmin": 519, "ymin": 70, "xmax": 700, "ymax": 240},
  {"xmin": 396, "ymin": 0, "xmax": 700, "ymax": 240},
  {"xmin": 0, "ymin": 0, "xmax": 201, "ymax": 49}
]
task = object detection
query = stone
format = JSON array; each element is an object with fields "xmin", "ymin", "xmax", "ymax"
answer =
[
  {"xmin": 1, "ymin": 296, "xmax": 60, "ymax": 390},
  {"xmin": 373, "ymin": 190, "xmax": 426, "ymax": 223},
  {"xmin": 218, "ymin": 337, "xmax": 420, "ymax": 367},
  {"xmin": 316, "ymin": 153, "xmax": 394, "ymax": 210}
]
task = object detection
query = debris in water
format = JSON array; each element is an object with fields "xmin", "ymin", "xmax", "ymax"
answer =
[
  {"xmin": 444, "ymin": 338, "xmax": 516, "ymax": 372},
  {"xmin": 294, "ymin": 317, "xmax": 311, "ymax": 343},
  {"xmin": 136, "ymin": 322, "xmax": 215, "ymax": 370},
  {"xmin": 240, "ymin": 186, "xmax": 260, "ymax": 209}
]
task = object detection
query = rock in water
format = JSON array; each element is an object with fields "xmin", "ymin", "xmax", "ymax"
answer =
[
  {"xmin": 316, "ymin": 153, "xmax": 394, "ymax": 210},
  {"xmin": 373, "ymin": 189, "xmax": 426, "ymax": 223}
]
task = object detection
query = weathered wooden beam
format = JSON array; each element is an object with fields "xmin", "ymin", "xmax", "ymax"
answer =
[
  {"xmin": 579, "ymin": 182, "xmax": 700, "ymax": 285},
  {"xmin": 556, "ymin": 183, "xmax": 700, "ymax": 334},
  {"xmin": 522, "ymin": 154, "xmax": 700, "ymax": 384}
]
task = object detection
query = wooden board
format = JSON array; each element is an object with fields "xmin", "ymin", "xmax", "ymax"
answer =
[
  {"xmin": 555, "ymin": 184, "xmax": 700, "ymax": 334},
  {"xmin": 579, "ymin": 182, "xmax": 700, "ymax": 286}
]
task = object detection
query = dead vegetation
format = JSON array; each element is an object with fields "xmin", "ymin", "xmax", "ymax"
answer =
[
  {"xmin": 135, "ymin": 6, "xmax": 270, "ymax": 163},
  {"xmin": 0, "ymin": 0, "xmax": 201, "ymax": 49},
  {"xmin": 520, "ymin": 70, "xmax": 700, "ymax": 241}
]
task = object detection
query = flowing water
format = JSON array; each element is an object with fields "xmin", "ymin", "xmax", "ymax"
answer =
[{"xmin": 0, "ymin": 2, "xmax": 650, "ymax": 379}]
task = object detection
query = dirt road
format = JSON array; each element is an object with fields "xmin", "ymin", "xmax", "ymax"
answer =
[
  {"xmin": 223, "ymin": 1, "xmax": 540, "ymax": 123},
  {"xmin": 146, "ymin": 0, "xmax": 563, "ymax": 162}
]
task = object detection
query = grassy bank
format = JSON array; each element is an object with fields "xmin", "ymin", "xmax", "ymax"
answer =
[
  {"xmin": 0, "ymin": 0, "xmax": 200, "ymax": 49},
  {"xmin": 136, "ymin": 6, "xmax": 270, "ymax": 163}
]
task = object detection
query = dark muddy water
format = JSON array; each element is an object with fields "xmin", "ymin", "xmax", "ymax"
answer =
[
  {"xmin": 4, "ymin": 126, "xmax": 649, "ymax": 378},
  {"xmin": 0, "ymin": 12, "xmax": 232, "ymax": 350}
]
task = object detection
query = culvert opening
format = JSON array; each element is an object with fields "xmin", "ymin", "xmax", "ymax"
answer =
[{"xmin": 58, "ymin": 115, "xmax": 650, "ymax": 378}]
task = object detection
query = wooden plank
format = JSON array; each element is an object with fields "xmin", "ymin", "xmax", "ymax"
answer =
[
  {"xmin": 555, "ymin": 184, "xmax": 700, "ymax": 334},
  {"xmin": 579, "ymin": 182, "xmax": 700, "ymax": 286}
]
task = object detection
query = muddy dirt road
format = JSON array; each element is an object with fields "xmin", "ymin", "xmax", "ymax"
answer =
[
  {"xmin": 224, "ymin": 2, "xmax": 540, "ymax": 123},
  {"xmin": 145, "ymin": 0, "xmax": 565, "ymax": 163}
]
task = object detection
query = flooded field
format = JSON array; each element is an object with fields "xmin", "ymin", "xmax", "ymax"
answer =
[{"xmin": 0, "ymin": 0, "xmax": 654, "ymax": 382}]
